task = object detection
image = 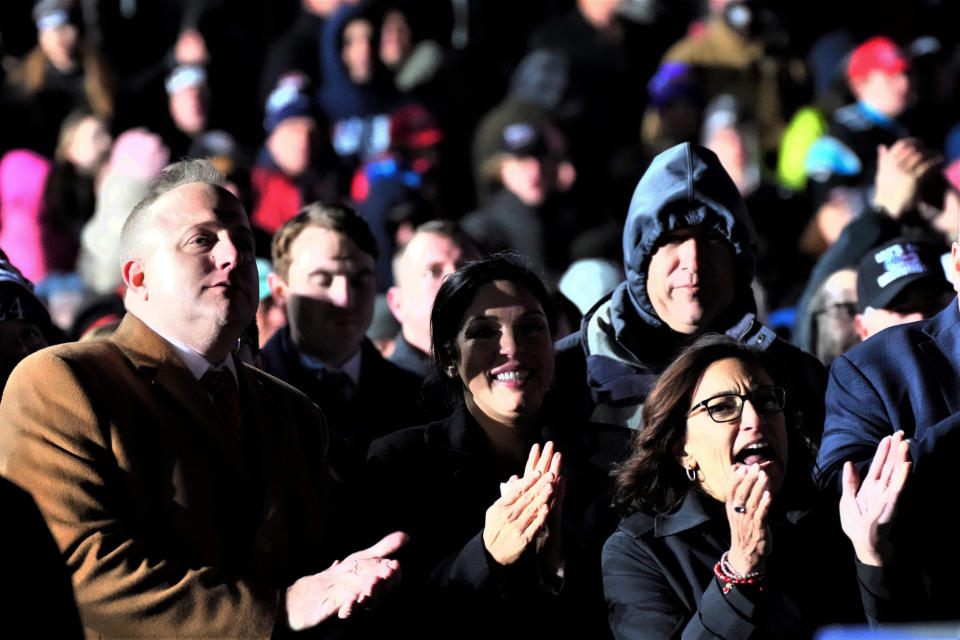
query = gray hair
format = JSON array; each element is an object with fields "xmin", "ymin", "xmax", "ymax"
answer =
[{"xmin": 120, "ymin": 158, "xmax": 227, "ymax": 262}]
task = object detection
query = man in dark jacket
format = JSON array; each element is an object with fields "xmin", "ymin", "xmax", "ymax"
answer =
[
  {"xmin": 817, "ymin": 289, "xmax": 960, "ymax": 620},
  {"xmin": 262, "ymin": 202, "xmax": 425, "ymax": 487},
  {"xmin": 554, "ymin": 143, "xmax": 826, "ymax": 443}
]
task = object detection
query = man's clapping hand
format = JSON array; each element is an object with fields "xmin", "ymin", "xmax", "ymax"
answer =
[{"xmin": 285, "ymin": 531, "xmax": 409, "ymax": 631}]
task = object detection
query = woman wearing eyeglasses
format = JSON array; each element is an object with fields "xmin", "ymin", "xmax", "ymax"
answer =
[{"xmin": 602, "ymin": 334, "xmax": 911, "ymax": 639}]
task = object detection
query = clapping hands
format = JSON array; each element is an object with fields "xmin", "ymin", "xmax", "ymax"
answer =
[
  {"xmin": 840, "ymin": 431, "xmax": 911, "ymax": 566},
  {"xmin": 483, "ymin": 442, "xmax": 562, "ymax": 566},
  {"xmin": 285, "ymin": 531, "xmax": 408, "ymax": 631}
]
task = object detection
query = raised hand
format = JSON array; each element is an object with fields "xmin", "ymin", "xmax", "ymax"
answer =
[
  {"xmin": 840, "ymin": 431, "xmax": 911, "ymax": 566},
  {"xmin": 725, "ymin": 465, "xmax": 773, "ymax": 576},
  {"xmin": 285, "ymin": 531, "xmax": 408, "ymax": 631},
  {"xmin": 873, "ymin": 139, "xmax": 943, "ymax": 218}
]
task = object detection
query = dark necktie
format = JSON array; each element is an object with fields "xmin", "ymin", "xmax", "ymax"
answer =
[
  {"xmin": 320, "ymin": 368, "xmax": 357, "ymax": 406},
  {"xmin": 200, "ymin": 368, "xmax": 243, "ymax": 440}
]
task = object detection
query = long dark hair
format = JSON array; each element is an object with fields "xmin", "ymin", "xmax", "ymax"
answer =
[
  {"xmin": 612, "ymin": 333, "xmax": 816, "ymax": 516},
  {"xmin": 428, "ymin": 252, "xmax": 556, "ymax": 405}
]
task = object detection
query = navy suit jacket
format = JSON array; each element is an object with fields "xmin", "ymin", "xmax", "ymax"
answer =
[
  {"xmin": 818, "ymin": 298, "xmax": 960, "ymax": 488},
  {"xmin": 818, "ymin": 297, "xmax": 960, "ymax": 618}
]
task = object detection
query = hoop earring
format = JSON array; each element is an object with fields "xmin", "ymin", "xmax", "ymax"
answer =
[{"xmin": 685, "ymin": 467, "xmax": 697, "ymax": 483}]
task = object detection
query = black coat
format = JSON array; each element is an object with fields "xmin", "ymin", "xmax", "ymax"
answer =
[
  {"xmin": 366, "ymin": 401, "xmax": 631, "ymax": 638},
  {"xmin": 603, "ymin": 490, "xmax": 890, "ymax": 639},
  {"xmin": 259, "ymin": 326, "xmax": 425, "ymax": 490}
]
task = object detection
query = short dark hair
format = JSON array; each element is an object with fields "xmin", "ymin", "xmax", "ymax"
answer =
[
  {"xmin": 271, "ymin": 202, "xmax": 378, "ymax": 280},
  {"xmin": 429, "ymin": 252, "xmax": 555, "ymax": 401},
  {"xmin": 391, "ymin": 219, "xmax": 477, "ymax": 282},
  {"xmin": 612, "ymin": 333, "xmax": 815, "ymax": 516}
]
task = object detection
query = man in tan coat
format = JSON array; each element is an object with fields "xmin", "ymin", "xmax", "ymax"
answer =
[{"xmin": 0, "ymin": 158, "xmax": 405, "ymax": 638}]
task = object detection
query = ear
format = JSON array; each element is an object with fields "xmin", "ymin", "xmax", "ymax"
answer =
[
  {"xmin": 854, "ymin": 312, "xmax": 870, "ymax": 341},
  {"xmin": 672, "ymin": 439, "xmax": 695, "ymax": 473},
  {"xmin": 122, "ymin": 259, "xmax": 148, "ymax": 301},
  {"xmin": 267, "ymin": 272, "xmax": 288, "ymax": 307},
  {"xmin": 385, "ymin": 286, "xmax": 403, "ymax": 323},
  {"xmin": 952, "ymin": 242, "xmax": 960, "ymax": 294}
]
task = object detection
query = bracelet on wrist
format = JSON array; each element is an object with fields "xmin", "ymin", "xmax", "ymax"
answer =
[
  {"xmin": 720, "ymin": 551, "xmax": 764, "ymax": 580},
  {"xmin": 714, "ymin": 552, "xmax": 764, "ymax": 595}
]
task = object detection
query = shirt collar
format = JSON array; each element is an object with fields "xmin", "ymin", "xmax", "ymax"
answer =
[
  {"xmin": 297, "ymin": 346, "xmax": 362, "ymax": 386},
  {"xmin": 140, "ymin": 317, "xmax": 238, "ymax": 385}
]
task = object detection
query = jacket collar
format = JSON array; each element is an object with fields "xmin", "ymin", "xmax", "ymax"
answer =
[
  {"xmin": 110, "ymin": 313, "xmax": 247, "ymax": 474},
  {"xmin": 922, "ymin": 297, "xmax": 960, "ymax": 345},
  {"xmin": 654, "ymin": 489, "xmax": 717, "ymax": 537}
]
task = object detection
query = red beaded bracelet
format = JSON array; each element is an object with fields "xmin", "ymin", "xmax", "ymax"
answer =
[{"xmin": 713, "ymin": 560, "xmax": 764, "ymax": 594}]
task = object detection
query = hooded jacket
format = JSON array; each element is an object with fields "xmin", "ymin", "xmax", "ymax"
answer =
[
  {"xmin": 317, "ymin": 2, "xmax": 404, "ymax": 162},
  {"xmin": 554, "ymin": 144, "xmax": 825, "ymax": 442}
]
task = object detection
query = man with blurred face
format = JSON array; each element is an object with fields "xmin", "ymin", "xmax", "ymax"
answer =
[
  {"xmin": 342, "ymin": 17, "xmax": 374, "ymax": 84},
  {"xmin": 554, "ymin": 143, "xmax": 826, "ymax": 443},
  {"xmin": 386, "ymin": 220, "xmax": 479, "ymax": 377},
  {"xmin": 263, "ymin": 202, "xmax": 424, "ymax": 485},
  {"xmin": 854, "ymin": 237, "xmax": 953, "ymax": 341},
  {"xmin": 0, "ymin": 159, "xmax": 406, "ymax": 638},
  {"xmin": 806, "ymin": 36, "xmax": 913, "ymax": 200},
  {"xmin": 817, "ymin": 211, "xmax": 960, "ymax": 622}
]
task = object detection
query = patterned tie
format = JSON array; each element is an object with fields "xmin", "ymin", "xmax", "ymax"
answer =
[{"xmin": 200, "ymin": 368, "xmax": 244, "ymax": 440}]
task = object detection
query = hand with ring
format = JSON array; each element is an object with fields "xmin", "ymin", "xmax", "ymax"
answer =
[{"xmin": 725, "ymin": 464, "xmax": 772, "ymax": 576}]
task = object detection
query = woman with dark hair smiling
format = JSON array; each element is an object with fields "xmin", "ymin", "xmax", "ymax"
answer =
[
  {"xmin": 366, "ymin": 252, "xmax": 629, "ymax": 637},
  {"xmin": 603, "ymin": 334, "xmax": 911, "ymax": 639}
]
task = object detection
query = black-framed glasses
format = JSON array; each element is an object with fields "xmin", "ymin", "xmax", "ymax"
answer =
[{"xmin": 686, "ymin": 386, "xmax": 786, "ymax": 423}]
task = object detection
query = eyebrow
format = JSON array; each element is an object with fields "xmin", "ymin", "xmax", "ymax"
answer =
[
  {"xmin": 307, "ymin": 264, "xmax": 374, "ymax": 277},
  {"xmin": 464, "ymin": 309, "xmax": 547, "ymax": 323}
]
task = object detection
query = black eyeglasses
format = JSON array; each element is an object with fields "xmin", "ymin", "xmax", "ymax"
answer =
[{"xmin": 686, "ymin": 386, "xmax": 786, "ymax": 423}]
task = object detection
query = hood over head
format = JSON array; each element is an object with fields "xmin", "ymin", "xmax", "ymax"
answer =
[
  {"xmin": 318, "ymin": 1, "xmax": 399, "ymax": 121},
  {"xmin": 621, "ymin": 142, "xmax": 757, "ymax": 329}
]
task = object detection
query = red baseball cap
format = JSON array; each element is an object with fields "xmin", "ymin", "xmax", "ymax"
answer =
[{"xmin": 847, "ymin": 36, "xmax": 910, "ymax": 82}]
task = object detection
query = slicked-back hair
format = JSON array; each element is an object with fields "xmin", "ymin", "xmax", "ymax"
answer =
[
  {"xmin": 120, "ymin": 158, "xmax": 227, "ymax": 262},
  {"xmin": 390, "ymin": 219, "xmax": 477, "ymax": 284},
  {"xmin": 429, "ymin": 252, "xmax": 555, "ymax": 404},
  {"xmin": 612, "ymin": 333, "xmax": 816, "ymax": 516},
  {"xmin": 271, "ymin": 202, "xmax": 378, "ymax": 281}
]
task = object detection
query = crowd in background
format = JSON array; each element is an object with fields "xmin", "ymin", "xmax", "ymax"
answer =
[
  {"xmin": 3, "ymin": 0, "xmax": 960, "ymax": 637},
  {"xmin": 1, "ymin": 0, "xmax": 960, "ymax": 349}
]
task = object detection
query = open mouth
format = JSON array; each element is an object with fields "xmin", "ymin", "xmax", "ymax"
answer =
[
  {"xmin": 733, "ymin": 441, "xmax": 777, "ymax": 467},
  {"xmin": 492, "ymin": 368, "xmax": 531, "ymax": 387}
]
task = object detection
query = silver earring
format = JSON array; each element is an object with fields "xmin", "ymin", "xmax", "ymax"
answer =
[
  {"xmin": 685, "ymin": 467, "xmax": 697, "ymax": 482},
  {"xmin": 446, "ymin": 366, "xmax": 456, "ymax": 378}
]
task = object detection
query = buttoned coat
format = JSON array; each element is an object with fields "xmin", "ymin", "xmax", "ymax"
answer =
[{"xmin": 0, "ymin": 313, "xmax": 332, "ymax": 639}]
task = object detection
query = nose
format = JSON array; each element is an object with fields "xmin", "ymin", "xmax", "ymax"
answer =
[
  {"xmin": 328, "ymin": 276, "xmax": 351, "ymax": 307},
  {"xmin": 213, "ymin": 234, "xmax": 239, "ymax": 271},
  {"xmin": 677, "ymin": 237, "xmax": 699, "ymax": 270},
  {"xmin": 739, "ymin": 398, "xmax": 763, "ymax": 430},
  {"xmin": 499, "ymin": 327, "xmax": 517, "ymax": 357}
]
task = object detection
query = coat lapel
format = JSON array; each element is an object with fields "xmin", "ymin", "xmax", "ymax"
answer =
[{"xmin": 110, "ymin": 314, "xmax": 246, "ymax": 475}]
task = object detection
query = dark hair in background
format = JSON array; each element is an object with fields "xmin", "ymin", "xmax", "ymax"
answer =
[
  {"xmin": 428, "ymin": 251, "xmax": 556, "ymax": 405},
  {"xmin": 612, "ymin": 333, "xmax": 816, "ymax": 516}
]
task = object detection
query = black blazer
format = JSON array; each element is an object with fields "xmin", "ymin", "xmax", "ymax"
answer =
[{"xmin": 366, "ymin": 400, "xmax": 631, "ymax": 638}]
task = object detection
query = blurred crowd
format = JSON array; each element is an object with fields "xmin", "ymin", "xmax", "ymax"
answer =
[
  {"xmin": 0, "ymin": 0, "xmax": 957, "ymax": 352},
  {"xmin": 3, "ymin": 0, "xmax": 960, "ymax": 637}
]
